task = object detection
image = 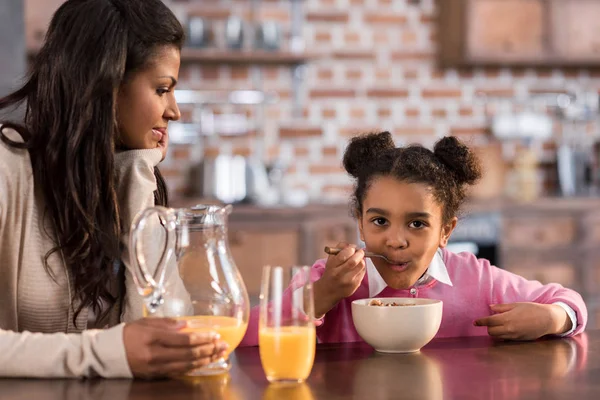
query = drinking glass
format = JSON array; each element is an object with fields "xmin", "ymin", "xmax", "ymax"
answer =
[{"xmin": 258, "ymin": 266, "xmax": 316, "ymax": 383}]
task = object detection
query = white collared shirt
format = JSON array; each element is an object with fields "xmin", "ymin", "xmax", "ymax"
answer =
[{"xmin": 367, "ymin": 249, "xmax": 451, "ymax": 297}]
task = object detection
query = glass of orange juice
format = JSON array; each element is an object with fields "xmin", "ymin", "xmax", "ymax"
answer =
[{"xmin": 259, "ymin": 266, "xmax": 316, "ymax": 384}]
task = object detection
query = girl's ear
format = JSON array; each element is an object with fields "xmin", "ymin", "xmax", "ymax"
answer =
[{"xmin": 439, "ymin": 217, "xmax": 457, "ymax": 248}]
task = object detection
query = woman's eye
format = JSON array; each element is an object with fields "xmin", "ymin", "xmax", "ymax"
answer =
[
  {"xmin": 410, "ymin": 221, "xmax": 426, "ymax": 229},
  {"xmin": 372, "ymin": 218, "xmax": 388, "ymax": 227},
  {"xmin": 156, "ymin": 88, "xmax": 169, "ymax": 96}
]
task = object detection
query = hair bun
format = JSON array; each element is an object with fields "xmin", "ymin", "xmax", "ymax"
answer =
[
  {"xmin": 433, "ymin": 136, "xmax": 482, "ymax": 185},
  {"xmin": 343, "ymin": 131, "xmax": 395, "ymax": 178}
]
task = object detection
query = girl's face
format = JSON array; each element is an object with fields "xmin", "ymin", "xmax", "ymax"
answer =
[
  {"xmin": 116, "ymin": 45, "xmax": 181, "ymax": 161},
  {"xmin": 358, "ymin": 176, "xmax": 457, "ymax": 290}
]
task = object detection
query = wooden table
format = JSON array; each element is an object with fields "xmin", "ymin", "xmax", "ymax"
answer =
[{"xmin": 1, "ymin": 332, "xmax": 598, "ymax": 400}]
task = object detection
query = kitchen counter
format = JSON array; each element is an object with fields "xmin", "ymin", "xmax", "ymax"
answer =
[{"xmin": 1, "ymin": 331, "xmax": 595, "ymax": 400}]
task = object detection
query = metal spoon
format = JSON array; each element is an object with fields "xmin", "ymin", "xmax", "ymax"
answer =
[{"xmin": 324, "ymin": 246, "xmax": 396, "ymax": 264}]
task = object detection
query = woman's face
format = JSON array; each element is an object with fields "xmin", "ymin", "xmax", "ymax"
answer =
[
  {"xmin": 358, "ymin": 176, "xmax": 457, "ymax": 289},
  {"xmin": 116, "ymin": 46, "xmax": 181, "ymax": 160}
]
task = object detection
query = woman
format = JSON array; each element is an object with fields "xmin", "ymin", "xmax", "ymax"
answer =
[{"xmin": 0, "ymin": 0, "xmax": 227, "ymax": 378}]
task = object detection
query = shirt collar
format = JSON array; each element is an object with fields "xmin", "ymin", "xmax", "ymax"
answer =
[{"xmin": 367, "ymin": 248, "xmax": 453, "ymax": 297}]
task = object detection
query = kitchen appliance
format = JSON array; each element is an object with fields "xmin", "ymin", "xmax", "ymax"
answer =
[
  {"xmin": 255, "ymin": 21, "xmax": 281, "ymax": 51},
  {"xmin": 191, "ymin": 155, "xmax": 278, "ymax": 205},
  {"xmin": 245, "ymin": 158, "xmax": 275, "ymax": 205},
  {"xmin": 554, "ymin": 92, "xmax": 599, "ymax": 196},
  {"xmin": 482, "ymin": 90, "xmax": 600, "ymax": 198},
  {"xmin": 225, "ymin": 16, "xmax": 244, "ymax": 50},
  {"xmin": 448, "ymin": 212, "xmax": 501, "ymax": 267},
  {"xmin": 187, "ymin": 16, "xmax": 212, "ymax": 48},
  {"xmin": 191, "ymin": 155, "xmax": 247, "ymax": 204}
]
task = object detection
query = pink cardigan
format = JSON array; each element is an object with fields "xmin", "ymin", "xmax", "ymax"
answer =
[{"xmin": 240, "ymin": 249, "xmax": 587, "ymax": 345}]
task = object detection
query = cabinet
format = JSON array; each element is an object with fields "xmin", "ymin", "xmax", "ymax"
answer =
[
  {"xmin": 438, "ymin": 0, "xmax": 600, "ymax": 66},
  {"xmin": 550, "ymin": 0, "xmax": 600, "ymax": 62},
  {"xmin": 499, "ymin": 198, "xmax": 600, "ymax": 329},
  {"xmin": 466, "ymin": 0, "xmax": 546, "ymax": 63}
]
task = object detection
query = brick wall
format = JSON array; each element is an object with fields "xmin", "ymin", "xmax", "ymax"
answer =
[
  {"xmin": 165, "ymin": 0, "xmax": 600, "ymax": 202},
  {"xmin": 25, "ymin": 0, "xmax": 600, "ymax": 202}
]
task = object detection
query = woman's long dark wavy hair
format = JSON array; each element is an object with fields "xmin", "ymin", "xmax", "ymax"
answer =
[{"xmin": 0, "ymin": 0, "xmax": 184, "ymax": 325}]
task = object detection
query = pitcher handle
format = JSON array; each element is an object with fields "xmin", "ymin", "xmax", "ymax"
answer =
[{"xmin": 129, "ymin": 206, "xmax": 177, "ymax": 314}]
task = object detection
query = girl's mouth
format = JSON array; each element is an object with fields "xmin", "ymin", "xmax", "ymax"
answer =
[{"xmin": 388, "ymin": 262, "xmax": 409, "ymax": 273}]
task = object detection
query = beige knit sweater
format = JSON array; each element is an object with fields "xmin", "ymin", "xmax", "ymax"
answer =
[{"xmin": 0, "ymin": 127, "xmax": 164, "ymax": 378}]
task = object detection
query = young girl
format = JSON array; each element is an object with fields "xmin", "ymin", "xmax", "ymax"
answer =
[
  {"xmin": 0, "ymin": 0, "xmax": 226, "ymax": 378},
  {"xmin": 241, "ymin": 132, "xmax": 586, "ymax": 345}
]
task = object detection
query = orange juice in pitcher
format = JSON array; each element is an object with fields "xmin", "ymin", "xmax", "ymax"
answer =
[{"xmin": 176, "ymin": 315, "xmax": 248, "ymax": 357}]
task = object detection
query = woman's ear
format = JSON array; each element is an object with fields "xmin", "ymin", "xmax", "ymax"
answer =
[{"xmin": 439, "ymin": 217, "xmax": 458, "ymax": 248}]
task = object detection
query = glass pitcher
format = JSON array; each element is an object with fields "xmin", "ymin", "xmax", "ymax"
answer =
[{"xmin": 129, "ymin": 204, "xmax": 250, "ymax": 375}]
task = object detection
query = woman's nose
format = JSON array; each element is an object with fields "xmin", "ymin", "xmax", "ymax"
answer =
[{"xmin": 165, "ymin": 97, "xmax": 181, "ymax": 121}]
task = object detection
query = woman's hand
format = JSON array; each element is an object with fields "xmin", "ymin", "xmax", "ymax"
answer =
[
  {"xmin": 313, "ymin": 242, "xmax": 366, "ymax": 318},
  {"xmin": 474, "ymin": 302, "xmax": 572, "ymax": 341},
  {"xmin": 123, "ymin": 318, "xmax": 228, "ymax": 379}
]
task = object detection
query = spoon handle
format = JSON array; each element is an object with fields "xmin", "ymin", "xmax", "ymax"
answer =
[
  {"xmin": 324, "ymin": 246, "xmax": 342, "ymax": 255},
  {"xmin": 324, "ymin": 246, "xmax": 378, "ymax": 258}
]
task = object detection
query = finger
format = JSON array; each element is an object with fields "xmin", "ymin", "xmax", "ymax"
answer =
[
  {"xmin": 474, "ymin": 314, "xmax": 505, "ymax": 327},
  {"xmin": 488, "ymin": 325, "xmax": 509, "ymax": 337},
  {"xmin": 162, "ymin": 357, "xmax": 215, "ymax": 377},
  {"xmin": 334, "ymin": 246, "xmax": 358, "ymax": 265},
  {"xmin": 155, "ymin": 330, "xmax": 221, "ymax": 348},
  {"xmin": 351, "ymin": 258, "xmax": 366, "ymax": 274},
  {"xmin": 212, "ymin": 347, "xmax": 229, "ymax": 362},
  {"xmin": 351, "ymin": 260, "xmax": 366, "ymax": 282},
  {"xmin": 341, "ymin": 249, "xmax": 365, "ymax": 269},
  {"xmin": 490, "ymin": 303, "xmax": 517, "ymax": 313},
  {"xmin": 486, "ymin": 326, "xmax": 517, "ymax": 339},
  {"xmin": 149, "ymin": 342, "xmax": 218, "ymax": 364}
]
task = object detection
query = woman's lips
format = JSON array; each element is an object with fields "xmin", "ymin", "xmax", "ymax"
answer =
[
  {"xmin": 152, "ymin": 128, "xmax": 164, "ymax": 141},
  {"xmin": 152, "ymin": 128, "xmax": 168, "ymax": 148}
]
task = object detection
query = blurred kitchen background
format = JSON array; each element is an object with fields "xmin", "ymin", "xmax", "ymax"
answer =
[{"xmin": 4, "ymin": 0, "xmax": 600, "ymax": 326}]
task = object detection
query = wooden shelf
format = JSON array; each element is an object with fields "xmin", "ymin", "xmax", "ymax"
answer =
[
  {"xmin": 26, "ymin": 47, "xmax": 315, "ymax": 66},
  {"xmin": 180, "ymin": 48, "xmax": 314, "ymax": 65}
]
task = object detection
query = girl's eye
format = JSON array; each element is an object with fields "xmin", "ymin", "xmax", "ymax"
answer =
[
  {"xmin": 409, "ymin": 221, "xmax": 426, "ymax": 229},
  {"xmin": 372, "ymin": 218, "xmax": 388, "ymax": 227},
  {"xmin": 156, "ymin": 88, "xmax": 169, "ymax": 96}
]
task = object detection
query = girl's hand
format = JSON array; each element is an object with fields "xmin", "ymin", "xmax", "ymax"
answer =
[
  {"xmin": 474, "ymin": 302, "xmax": 572, "ymax": 341},
  {"xmin": 123, "ymin": 318, "xmax": 228, "ymax": 379},
  {"xmin": 313, "ymin": 242, "xmax": 366, "ymax": 318}
]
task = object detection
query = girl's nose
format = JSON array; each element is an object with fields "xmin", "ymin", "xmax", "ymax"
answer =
[{"xmin": 385, "ymin": 228, "xmax": 408, "ymax": 249}]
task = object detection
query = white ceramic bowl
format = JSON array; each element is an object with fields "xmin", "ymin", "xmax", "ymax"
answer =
[{"xmin": 351, "ymin": 297, "xmax": 443, "ymax": 353}]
